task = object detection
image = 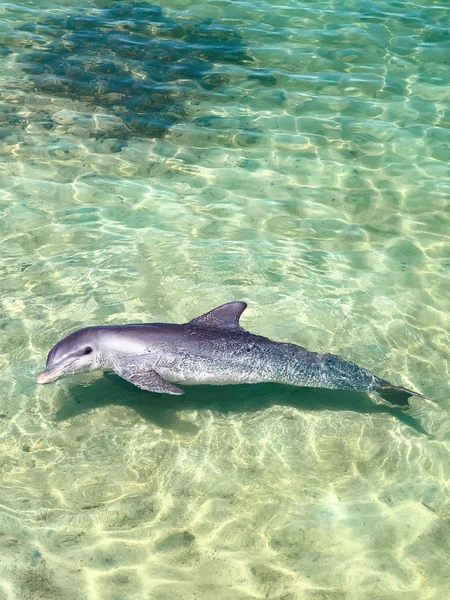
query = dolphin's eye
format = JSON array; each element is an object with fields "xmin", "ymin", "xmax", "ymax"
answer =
[{"xmin": 84, "ymin": 347, "xmax": 93, "ymax": 355}]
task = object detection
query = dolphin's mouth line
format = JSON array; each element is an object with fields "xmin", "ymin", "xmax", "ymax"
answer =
[{"xmin": 37, "ymin": 359, "xmax": 78, "ymax": 384}]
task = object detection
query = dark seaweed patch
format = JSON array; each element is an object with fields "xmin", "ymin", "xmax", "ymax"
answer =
[
  {"xmin": 0, "ymin": 44, "xmax": 11, "ymax": 57},
  {"xmin": 8, "ymin": 1, "xmax": 253, "ymax": 141}
]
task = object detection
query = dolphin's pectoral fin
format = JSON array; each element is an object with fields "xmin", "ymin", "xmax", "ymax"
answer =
[
  {"xmin": 188, "ymin": 301, "xmax": 247, "ymax": 330},
  {"xmin": 112, "ymin": 363, "xmax": 184, "ymax": 395}
]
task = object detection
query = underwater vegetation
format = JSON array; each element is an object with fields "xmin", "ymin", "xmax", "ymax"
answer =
[{"xmin": 5, "ymin": 1, "xmax": 253, "ymax": 140}]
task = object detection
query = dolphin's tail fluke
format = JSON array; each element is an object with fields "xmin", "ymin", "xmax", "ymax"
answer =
[{"xmin": 376, "ymin": 380, "xmax": 426, "ymax": 406}]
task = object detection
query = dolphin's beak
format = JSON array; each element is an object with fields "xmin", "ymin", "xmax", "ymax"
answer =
[{"xmin": 37, "ymin": 364, "xmax": 66, "ymax": 384}]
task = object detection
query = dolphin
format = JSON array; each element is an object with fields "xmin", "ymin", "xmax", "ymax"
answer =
[{"xmin": 37, "ymin": 301, "xmax": 425, "ymax": 405}]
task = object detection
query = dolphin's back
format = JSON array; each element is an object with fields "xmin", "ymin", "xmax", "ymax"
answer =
[{"xmin": 154, "ymin": 324, "xmax": 415, "ymax": 405}]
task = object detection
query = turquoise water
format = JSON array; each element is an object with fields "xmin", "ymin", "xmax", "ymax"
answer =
[{"xmin": 1, "ymin": 0, "xmax": 450, "ymax": 597}]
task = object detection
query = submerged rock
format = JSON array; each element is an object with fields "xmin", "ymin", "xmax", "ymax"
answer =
[{"xmin": 7, "ymin": 1, "xmax": 253, "ymax": 141}]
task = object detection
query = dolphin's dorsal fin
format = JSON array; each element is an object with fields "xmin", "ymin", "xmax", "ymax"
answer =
[{"xmin": 188, "ymin": 301, "xmax": 247, "ymax": 330}]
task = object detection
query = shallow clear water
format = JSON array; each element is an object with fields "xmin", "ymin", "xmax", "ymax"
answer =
[{"xmin": 1, "ymin": 0, "xmax": 450, "ymax": 598}]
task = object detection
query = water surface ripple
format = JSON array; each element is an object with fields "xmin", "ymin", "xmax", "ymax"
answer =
[{"xmin": 0, "ymin": 0, "xmax": 449, "ymax": 598}]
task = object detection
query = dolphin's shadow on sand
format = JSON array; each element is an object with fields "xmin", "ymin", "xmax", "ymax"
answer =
[{"xmin": 54, "ymin": 373, "xmax": 432, "ymax": 437}]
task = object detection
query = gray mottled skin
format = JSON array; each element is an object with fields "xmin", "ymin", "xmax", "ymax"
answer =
[{"xmin": 37, "ymin": 301, "xmax": 425, "ymax": 405}]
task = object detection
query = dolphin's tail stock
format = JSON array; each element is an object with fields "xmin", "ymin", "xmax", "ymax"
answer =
[{"xmin": 376, "ymin": 379, "xmax": 427, "ymax": 406}]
